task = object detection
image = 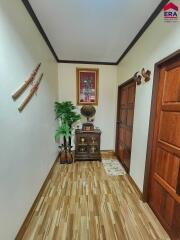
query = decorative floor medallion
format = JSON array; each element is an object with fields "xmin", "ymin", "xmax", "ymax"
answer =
[{"xmin": 102, "ymin": 159, "xmax": 126, "ymax": 176}]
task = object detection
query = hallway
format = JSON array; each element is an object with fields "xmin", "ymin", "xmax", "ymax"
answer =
[
  {"xmin": 20, "ymin": 155, "xmax": 169, "ymax": 240},
  {"xmin": 1, "ymin": 1, "xmax": 180, "ymax": 239}
]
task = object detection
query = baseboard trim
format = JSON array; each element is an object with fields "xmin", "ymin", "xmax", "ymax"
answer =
[
  {"xmin": 128, "ymin": 175, "xmax": 143, "ymax": 200},
  {"xmin": 15, "ymin": 153, "xmax": 60, "ymax": 240},
  {"xmin": 101, "ymin": 150, "xmax": 115, "ymax": 155}
]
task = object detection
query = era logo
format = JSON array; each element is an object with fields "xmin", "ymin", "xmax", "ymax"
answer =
[
  {"xmin": 164, "ymin": 11, "xmax": 177, "ymax": 17},
  {"xmin": 163, "ymin": 2, "xmax": 178, "ymax": 20}
]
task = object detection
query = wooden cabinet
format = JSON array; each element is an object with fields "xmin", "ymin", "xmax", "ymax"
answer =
[{"xmin": 74, "ymin": 129, "xmax": 101, "ymax": 161}]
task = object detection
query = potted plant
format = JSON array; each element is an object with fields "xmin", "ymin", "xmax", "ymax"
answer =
[{"xmin": 54, "ymin": 101, "xmax": 81, "ymax": 164}]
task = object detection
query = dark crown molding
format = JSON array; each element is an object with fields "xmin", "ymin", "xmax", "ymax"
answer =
[
  {"xmin": 58, "ymin": 59, "xmax": 117, "ymax": 65},
  {"xmin": 21, "ymin": 0, "xmax": 59, "ymax": 62},
  {"xmin": 116, "ymin": 0, "xmax": 169, "ymax": 64},
  {"xmin": 22, "ymin": 0, "xmax": 169, "ymax": 65}
]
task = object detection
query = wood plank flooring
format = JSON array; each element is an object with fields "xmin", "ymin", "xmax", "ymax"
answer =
[{"xmin": 20, "ymin": 154, "xmax": 170, "ymax": 240}]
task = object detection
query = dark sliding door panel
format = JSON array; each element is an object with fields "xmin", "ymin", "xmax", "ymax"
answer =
[{"xmin": 115, "ymin": 80, "xmax": 136, "ymax": 173}]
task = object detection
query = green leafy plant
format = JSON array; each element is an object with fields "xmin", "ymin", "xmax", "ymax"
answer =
[
  {"xmin": 55, "ymin": 122, "xmax": 71, "ymax": 142},
  {"xmin": 54, "ymin": 101, "xmax": 81, "ymax": 150},
  {"xmin": 54, "ymin": 101, "xmax": 80, "ymax": 126}
]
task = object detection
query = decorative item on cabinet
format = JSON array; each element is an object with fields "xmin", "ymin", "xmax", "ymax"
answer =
[
  {"xmin": 80, "ymin": 105, "xmax": 96, "ymax": 131},
  {"xmin": 12, "ymin": 63, "xmax": 41, "ymax": 100},
  {"xmin": 82, "ymin": 122, "xmax": 94, "ymax": 131}
]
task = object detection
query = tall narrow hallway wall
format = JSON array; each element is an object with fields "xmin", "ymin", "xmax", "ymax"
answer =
[
  {"xmin": 117, "ymin": 3, "xmax": 180, "ymax": 191},
  {"xmin": 0, "ymin": 1, "xmax": 58, "ymax": 239}
]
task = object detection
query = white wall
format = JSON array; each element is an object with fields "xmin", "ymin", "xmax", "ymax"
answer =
[
  {"xmin": 0, "ymin": 1, "xmax": 58, "ymax": 239},
  {"xmin": 58, "ymin": 63, "xmax": 117, "ymax": 150},
  {"xmin": 117, "ymin": 4, "xmax": 180, "ymax": 191}
]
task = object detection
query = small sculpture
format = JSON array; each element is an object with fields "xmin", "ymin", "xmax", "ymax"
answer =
[
  {"xmin": 80, "ymin": 105, "xmax": 96, "ymax": 122},
  {"xmin": 80, "ymin": 105, "xmax": 96, "ymax": 131},
  {"xmin": 141, "ymin": 68, "xmax": 151, "ymax": 82},
  {"xmin": 133, "ymin": 68, "xmax": 151, "ymax": 85},
  {"xmin": 133, "ymin": 72, "xmax": 142, "ymax": 85}
]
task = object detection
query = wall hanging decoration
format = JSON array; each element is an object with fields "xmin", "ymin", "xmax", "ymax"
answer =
[
  {"xmin": 133, "ymin": 68, "xmax": 151, "ymax": 85},
  {"xmin": 18, "ymin": 73, "xmax": 43, "ymax": 112},
  {"xmin": 76, "ymin": 68, "xmax": 99, "ymax": 105},
  {"xmin": 141, "ymin": 68, "xmax": 151, "ymax": 82},
  {"xmin": 12, "ymin": 63, "xmax": 41, "ymax": 100},
  {"xmin": 133, "ymin": 72, "xmax": 142, "ymax": 85}
]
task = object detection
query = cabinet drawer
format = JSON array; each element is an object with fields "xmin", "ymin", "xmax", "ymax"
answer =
[
  {"xmin": 76, "ymin": 135, "xmax": 88, "ymax": 145},
  {"xmin": 76, "ymin": 145, "xmax": 88, "ymax": 154},
  {"xmin": 88, "ymin": 145, "xmax": 100, "ymax": 154},
  {"xmin": 88, "ymin": 134, "xmax": 100, "ymax": 145}
]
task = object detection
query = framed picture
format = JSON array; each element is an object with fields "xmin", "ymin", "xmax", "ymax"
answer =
[{"xmin": 76, "ymin": 68, "xmax": 99, "ymax": 105}]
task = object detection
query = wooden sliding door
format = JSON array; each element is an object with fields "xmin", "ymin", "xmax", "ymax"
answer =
[
  {"xmin": 144, "ymin": 50, "xmax": 180, "ymax": 240},
  {"xmin": 115, "ymin": 79, "xmax": 136, "ymax": 173}
]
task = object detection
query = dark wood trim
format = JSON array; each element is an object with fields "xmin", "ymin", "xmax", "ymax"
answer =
[
  {"xmin": 143, "ymin": 49, "xmax": 180, "ymax": 202},
  {"xmin": 116, "ymin": 154, "xmax": 129, "ymax": 173},
  {"xmin": 142, "ymin": 63, "xmax": 160, "ymax": 202},
  {"xmin": 100, "ymin": 150, "xmax": 115, "ymax": 154},
  {"xmin": 15, "ymin": 153, "xmax": 60, "ymax": 240},
  {"xmin": 154, "ymin": 49, "xmax": 180, "ymax": 66},
  {"xmin": 116, "ymin": 0, "xmax": 169, "ymax": 64},
  {"xmin": 59, "ymin": 59, "xmax": 117, "ymax": 65},
  {"xmin": 117, "ymin": 77, "xmax": 135, "ymax": 89},
  {"xmin": 22, "ymin": 0, "xmax": 168, "ymax": 65},
  {"xmin": 21, "ymin": 0, "xmax": 59, "ymax": 62}
]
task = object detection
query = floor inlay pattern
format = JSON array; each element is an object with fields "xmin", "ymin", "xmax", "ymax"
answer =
[{"xmin": 21, "ymin": 158, "xmax": 169, "ymax": 240}]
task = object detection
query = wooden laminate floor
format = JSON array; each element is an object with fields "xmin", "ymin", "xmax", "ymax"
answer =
[{"xmin": 21, "ymin": 155, "xmax": 170, "ymax": 240}]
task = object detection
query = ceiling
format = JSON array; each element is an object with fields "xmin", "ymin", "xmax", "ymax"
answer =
[{"xmin": 28, "ymin": 0, "xmax": 163, "ymax": 63}]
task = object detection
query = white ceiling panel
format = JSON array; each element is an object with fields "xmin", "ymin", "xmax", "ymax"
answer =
[{"xmin": 28, "ymin": 0, "xmax": 162, "ymax": 62}]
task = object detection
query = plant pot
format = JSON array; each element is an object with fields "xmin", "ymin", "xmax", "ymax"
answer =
[{"xmin": 59, "ymin": 150, "xmax": 73, "ymax": 164}]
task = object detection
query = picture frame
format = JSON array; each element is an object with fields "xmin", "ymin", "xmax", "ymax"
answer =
[{"xmin": 76, "ymin": 68, "xmax": 99, "ymax": 105}]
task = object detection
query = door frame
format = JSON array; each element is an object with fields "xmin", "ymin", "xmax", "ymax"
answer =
[
  {"xmin": 115, "ymin": 77, "xmax": 136, "ymax": 173},
  {"xmin": 143, "ymin": 49, "xmax": 180, "ymax": 202}
]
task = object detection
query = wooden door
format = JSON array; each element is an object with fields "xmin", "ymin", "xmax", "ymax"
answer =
[
  {"xmin": 115, "ymin": 80, "xmax": 136, "ymax": 172},
  {"xmin": 147, "ymin": 52, "xmax": 180, "ymax": 240}
]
